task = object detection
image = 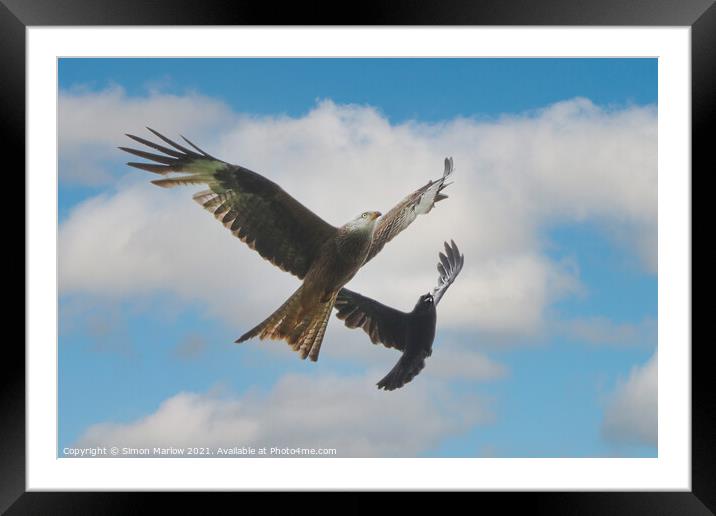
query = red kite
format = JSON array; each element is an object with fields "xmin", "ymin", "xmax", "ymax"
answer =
[{"xmin": 121, "ymin": 129, "xmax": 454, "ymax": 362}]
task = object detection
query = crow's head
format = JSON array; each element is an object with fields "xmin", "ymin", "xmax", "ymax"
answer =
[{"xmin": 413, "ymin": 292, "xmax": 435, "ymax": 313}]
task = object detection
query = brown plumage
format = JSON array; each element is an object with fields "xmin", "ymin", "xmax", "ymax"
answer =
[
  {"xmin": 236, "ymin": 212, "xmax": 381, "ymax": 361},
  {"xmin": 120, "ymin": 129, "xmax": 454, "ymax": 361}
]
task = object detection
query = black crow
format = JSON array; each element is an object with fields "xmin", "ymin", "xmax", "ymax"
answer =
[{"xmin": 335, "ymin": 240, "xmax": 464, "ymax": 390}]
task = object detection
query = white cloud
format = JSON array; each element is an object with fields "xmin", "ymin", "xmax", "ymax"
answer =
[
  {"xmin": 59, "ymin": 94, "xmax": 656, "ymax": 343},
  {"xmin": 74, "ymin": 374, "xmax": 491, "ymax": 457},
  {"xmin": 601, "ymin": 351, "xmax": 657, "ymax": 446},
  {"xmin": 58, "ymin": 182, "xmax": 299, "ymax": 326},
  {"xmin": 59, "ymin": 86, "xmax": 234, "ymax": 184}
]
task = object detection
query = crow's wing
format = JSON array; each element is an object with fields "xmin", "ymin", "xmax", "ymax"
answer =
[
  {"xmin": 120, "ymin": 129, "xmax": 337, "ymax": 279},
  {"xmin": 364, "ymin": 157, "xmax": 454, "ymax": 264},
  {"xmin": 334, "ymin": 288, "xmax": 410, "ymax": 351},
  {"xmin": 432, "ymin": 240, "xmax": 465, "ymax": 305}
]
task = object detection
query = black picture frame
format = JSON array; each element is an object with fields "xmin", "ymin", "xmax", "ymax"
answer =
[{"xmin": 5, "ymin": 0, "xmax": 706, "ymax": 512}]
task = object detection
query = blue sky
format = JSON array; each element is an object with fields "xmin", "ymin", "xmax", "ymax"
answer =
[
  {"xmin": 58, "ymin": 58, "xmax": 657, "ymax": 457},
  {"xmin": 59, "ymin": 58, "xmax": 656, "ymax": 121}
]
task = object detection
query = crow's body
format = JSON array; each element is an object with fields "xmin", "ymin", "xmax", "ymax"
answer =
[
  {"xmin": 376, "ymin": 294, "xmax": 436, "ymax": 390},
  {"xmin": 335, "ymin": 240, "xmax": 464, "ymax": 390}
]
